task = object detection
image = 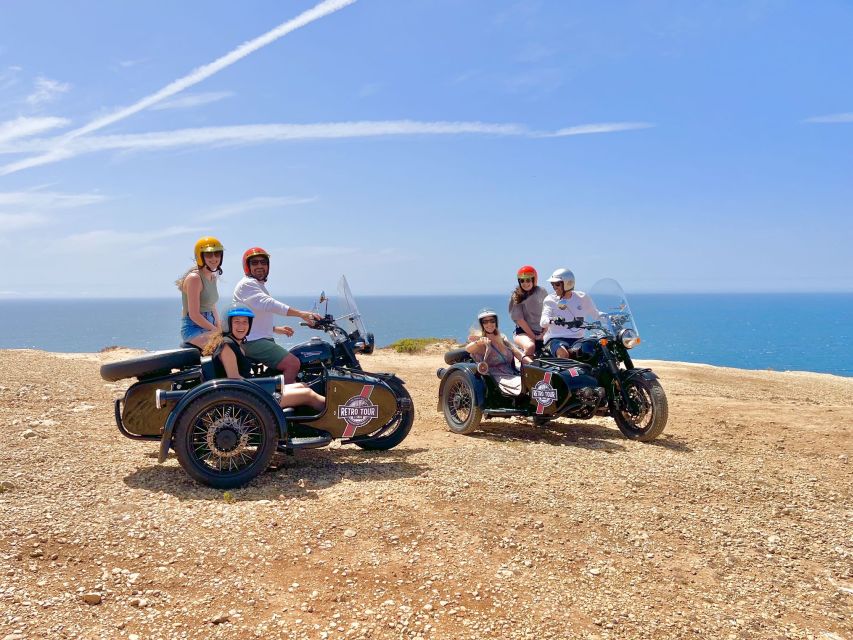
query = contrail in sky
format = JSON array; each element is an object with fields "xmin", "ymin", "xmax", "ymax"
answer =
[{"xmin": 5, "ymin": 0, "xmax": 356, "ymax": 174}]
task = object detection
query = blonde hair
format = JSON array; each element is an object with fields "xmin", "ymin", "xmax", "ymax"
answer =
[
  {"xmin": 201, "ymin": 330, "xmax": 225, "ymax": 356},
  {"xmin": 175, "ymin": 265, "xmax": 198, "ymax": 291}
]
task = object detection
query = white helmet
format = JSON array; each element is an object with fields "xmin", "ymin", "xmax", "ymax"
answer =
[{"xmin": 548, "ymin": 268, "xmax": 575, "ymax": 291}]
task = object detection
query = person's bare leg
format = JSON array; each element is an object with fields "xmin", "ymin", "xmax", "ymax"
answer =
[
  {"xmin": 275, "ymin": 353, "xmax": 301, "ymax": 384},
  {"xmin": 280, "ymin": 383, "xmax": 325, "ymax": 411},
  {"xmin": 188, "ymin": 332, "xmax": 213, "ymax": 349},
  {"xmin": 514, "ymin": 334, "xmax": 536, "ymax": 357},
  {"xmin": 556, "ymin": 345, "xmax": 570, "ymax": 358}
]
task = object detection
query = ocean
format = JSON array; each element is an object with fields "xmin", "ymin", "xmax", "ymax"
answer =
[{"xmin": 0, "ymin": 293, "xmax": 851, "ymax": 377}]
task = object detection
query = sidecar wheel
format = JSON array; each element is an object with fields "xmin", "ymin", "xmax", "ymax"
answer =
[
  {"xmin": 441, "ymin": 370, "xmax": 482, "ymax": 435},
  {"xmin": 354, "ymin": 381, "xmax": 414, "ymax": 451},
  {"xmin": 613, "ymin": 377, "xmax": 668, "ymax": 442},
  {"xmin": 173, "ymin": 389, "xmax": 278, "ymax": 489}
]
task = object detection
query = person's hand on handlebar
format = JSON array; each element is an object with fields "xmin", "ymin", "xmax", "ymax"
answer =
[
  {"xmin": 273, "ymin": 325, "xmax": 295, "ymax": 337},
  {"xmin": 300, "ymin": 310, "xmax": 322, "ymax": 327}
]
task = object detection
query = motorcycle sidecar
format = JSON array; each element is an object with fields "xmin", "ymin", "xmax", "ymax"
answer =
[
  {"xmin": 100, "ymin": 348, "xmax": 413, "ymax": 489},
  {"xmin": 435, "ymin": 349, "xmax": 605, "ymax": 435}
]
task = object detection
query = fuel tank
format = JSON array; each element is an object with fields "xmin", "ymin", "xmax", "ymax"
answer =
[
  {"xmin": 523, "ymin": 362, "xmax": 598, "ymax": 416},
  {"xmin": 290, "ymin": 337, "xmax": 333, "ymax": 368}
]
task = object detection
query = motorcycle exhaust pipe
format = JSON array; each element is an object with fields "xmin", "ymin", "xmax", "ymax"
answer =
[{"xmin": 155, "ymin": 389, "xmax": 187, "ymax": 409}]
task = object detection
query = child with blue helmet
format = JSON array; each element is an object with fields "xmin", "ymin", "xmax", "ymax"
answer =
[{"xmin": 203, "ymin": 306, "xmax": 325, "ymax": 411}]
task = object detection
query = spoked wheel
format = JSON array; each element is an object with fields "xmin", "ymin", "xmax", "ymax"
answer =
[
  {"xmin": 354, "ymin": 381, "xmax": 415, "ymax": 451},
  {"xmin": 173, "ymin": 389, "xmax": 278, "ymax": 488},
  {"xmin": 612, "ymin": 377, "xmax": 668, "ymax": 442},
  {"xmin": 441, "ymin": 370, "xmax": 482, "ymax": 435}
]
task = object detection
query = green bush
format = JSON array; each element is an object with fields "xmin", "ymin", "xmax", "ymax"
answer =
[{"xmin": 388, "ymin": 337, "xmax": 446, "ymax": 354}]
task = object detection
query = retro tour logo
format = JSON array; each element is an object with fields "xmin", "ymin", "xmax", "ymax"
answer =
[
  {"xmin": 532, "ymin": 372, "xmax": 558, "ymax": 415},
  {"xmin": 338, "ymin": 385, "xmax": 380, "ymax": 437}
]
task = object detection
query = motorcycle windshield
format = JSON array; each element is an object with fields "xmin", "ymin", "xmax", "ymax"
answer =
[
  {"xmin": 588, "ymin": 278, "xmax": 640, "ymax": 340},
  {"xmin": 337, "ymin": 275, "xmax": 369, "ymax": 340}
]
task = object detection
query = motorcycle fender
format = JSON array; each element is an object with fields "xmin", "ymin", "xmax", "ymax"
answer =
[
  {"xmin": 371, "ymin": 372, "xmax": 406, "ymax": 387},
  {"xmin": 621, "ymin": 368, "xmax": 658, "ymax": 384},
  {"xmin": 436, "ymin": 364, "xmax": 486, "ymax": 412},
  {"xmin": 158, "ymin": 379, "xmax": 288, "ymax": 463}
]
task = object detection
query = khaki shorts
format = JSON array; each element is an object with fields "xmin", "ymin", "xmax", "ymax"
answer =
[{"xmin": 243, "ymin": 338, "xmax": 290, "ymax": 369}]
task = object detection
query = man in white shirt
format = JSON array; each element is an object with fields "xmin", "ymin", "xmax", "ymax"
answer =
[
  {"xmin": 540, "ymin": 268, "xmax": 602, "ymax": 358},
  {"xmin": 232, "ymin": 247, "xmax": 320, "ymax": 383}
]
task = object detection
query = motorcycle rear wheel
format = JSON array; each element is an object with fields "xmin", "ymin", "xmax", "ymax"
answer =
[
  {"xmin": 613, "ymin": 377, "xmax": 668, "ymax": 442},
  {"xmin": 354, "ymin": 380, "xmax": 414, "ymax": 451},
  {"xmin": 441, "ymin": 370, "xmax": 482, "ymax": 434},
  {"xmin": 173, "ymin": 389, "xmax": 278, "ymax": 488}
]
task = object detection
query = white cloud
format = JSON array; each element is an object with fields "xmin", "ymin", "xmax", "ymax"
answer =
[
  {"xmin": 25, "ymin": 76, "xmax": 71, "ymax": 106},
  {"xmin": 0, "ymin": 120, "xmax": 654, "ymax": 174},
  {"xmin": 204, "ymin": 196, "xmax": 317, "ymax": 221},
  {"xmin": 7, "ymin": 0, "xmax": 356, "ymax": 174},
  {"xmin": 151, "ymin": 91, "xmax": 235, "ymax": 111},
  {"xmin": 804, "ymin": 113, "xmax": 853, "ymax": 123},
  {"xmin": 58, "ymin": 225, "xmax": 204, "ymax": 253},
  {"xmin": 118, "ymin": 58, "xmax": 149, "ymax": 69},
  {"xmin": 0, "ymin": 189, "xmax": 107, "ymax": 208},
  {"xmin": 0, "ymin": 212, "xmax": 49, "ymax": 232},
  {"xmin": 0, "ymin": 116, "xmax": 69, "ymax": 144},
  {"xmin": 546, "ymin": 122, "xmax": 655, "ymax": 136}
]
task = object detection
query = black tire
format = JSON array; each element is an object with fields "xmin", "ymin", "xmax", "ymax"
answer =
[
  {"xmin": 613, "ymin": 377, "xmax": 668, "ymax": 442},
  {"xmin": 440, "ymin": 370, "xmax": 483, "ymax": 435},
  {"xmin": 173, "ymin": 389, "xmax": 278, "ymax": 489},
  {"xmin": 444, "ymin": 349, "xmax": 473, "ymax": 365},
  {"xmin": 100, "ymin": 349, "xmax": 200, "ymax": 382},
  {"xmin": 354, "ymin": 380, "xmax": 414, "ymax": 451}
]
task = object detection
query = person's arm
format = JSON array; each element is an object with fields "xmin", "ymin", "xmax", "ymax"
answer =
[
  {"xmin": 505, "ymin": 337, "xmax": 532, "ymax": 364},
  {"xmin": 465, "ymin": 339, "xmax": 487, "ymax": 355},
  {"xmin": 516, "ymin": 318, "xmax": 537, "ymax": 341},
  {"xmin": 218, "ymin": 342, "xmax": 243, "ymax": 379},
  {"xmin": 238, "ymin": 280, "xmax": 291, "ymax": 316},
  {"xmin": 540, "ymin": 298, "xmax": 554, "ymax": 330},
  {"xmin": 184, "ymin": 273, "xmax": 217, "ymax": 331},
  {"xmin": 285, "ymin": 307, "xmax": 322, "ymax": 325},
  {"xmin": 211, "ymin": 306, "xmax": 221, "ymax": 329}
]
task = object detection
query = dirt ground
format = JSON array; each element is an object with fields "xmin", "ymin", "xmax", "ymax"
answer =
[{"xmin": 0, "ymin": 347, "xmax": 850, "ymax": 640}]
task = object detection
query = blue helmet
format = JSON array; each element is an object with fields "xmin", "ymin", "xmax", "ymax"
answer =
[{"xmin": 225, "ymin": 305, "xmax": 254, "ymax": 336}]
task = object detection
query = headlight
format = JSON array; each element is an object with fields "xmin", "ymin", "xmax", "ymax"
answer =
[{"xmin": 619, "ymin": 328, "xmax": 641, "ymax": 349}]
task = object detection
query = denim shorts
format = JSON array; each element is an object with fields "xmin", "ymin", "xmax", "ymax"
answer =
[
  {"xmin": 546, "ymin": 337, "xmax": 578, "ymax": 357},
  {"xmin": 181, "ymin": 311, "xmax": 215, "ymax": 341}
]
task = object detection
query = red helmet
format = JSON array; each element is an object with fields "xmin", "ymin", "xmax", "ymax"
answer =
[
  {"xmin": 517, "ymin": 265, "xmax": 537, "ymax": 286},
  {"xmin": 243, "ymin": 247, "xmax": 270, "ymax": 276}
]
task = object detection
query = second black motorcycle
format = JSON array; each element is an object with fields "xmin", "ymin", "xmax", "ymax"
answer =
[{"xmin": 436, "ymin": 278, "xmax": 668, "ymax": 442}]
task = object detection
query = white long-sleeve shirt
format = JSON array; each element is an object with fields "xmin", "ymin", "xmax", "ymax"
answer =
[
  {"xmin": 232, "ymin": 276, "xmax": 290, "ymax": 341},
  {"xmin": 540, "ymin": 291, "xmax": 601, "ymax": 342}
]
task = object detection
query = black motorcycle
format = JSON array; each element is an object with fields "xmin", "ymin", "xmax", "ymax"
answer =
[
  {"xmin": 100, "ymin": 276, "xmax": 414, "ymax": 489},
  {"xmin": 437, "ymin": 278, "xmax": 668, "ymax": 442}
]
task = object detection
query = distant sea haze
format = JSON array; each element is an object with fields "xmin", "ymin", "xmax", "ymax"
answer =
[{"xmin": 0, "ymin": 293, "xmax": 851, "ymax": 377}]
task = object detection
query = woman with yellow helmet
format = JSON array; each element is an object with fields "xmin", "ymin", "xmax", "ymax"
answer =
[{"xmin": 176, "ymin": 236, "xmax": 224, "ymax": 348}]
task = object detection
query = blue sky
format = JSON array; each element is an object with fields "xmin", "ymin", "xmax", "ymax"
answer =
[{"xmin": 0, "ymin": 0, "xmax": 851, "ymax": 297}]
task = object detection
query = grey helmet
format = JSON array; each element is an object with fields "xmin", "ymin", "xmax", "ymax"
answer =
[
  {"xmin": 548, "ymin": 268, "xmax": 575, "ymax": 291},
  {"xmin": 477, "ymin": 308, "xmax": 499, "ymax": 329}
]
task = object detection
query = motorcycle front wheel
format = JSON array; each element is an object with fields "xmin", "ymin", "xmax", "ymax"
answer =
[
  {"xmin": 354, "ymin": 380, "xmax": 414, "ymax": 451},
  {"xmin": 612, "ymin": 377, "xmax": 668, "ymax": 442},
  {"xmin": 441, "ymin": 370, "xmax": 483, "ymax": 435}
]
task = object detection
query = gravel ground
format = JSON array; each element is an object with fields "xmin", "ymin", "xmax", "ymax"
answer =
[{"xmin": 0, "ymin": 348, "xmax": 850, "ymax": 640}]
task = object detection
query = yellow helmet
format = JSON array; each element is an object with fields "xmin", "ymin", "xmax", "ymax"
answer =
[{"xmin": 194, "ymin": 236, "xmax": 224, "ymax": 269}]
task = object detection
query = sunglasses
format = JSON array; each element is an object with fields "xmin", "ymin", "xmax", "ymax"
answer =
[
  {"xmin": 550, "ymin": 281, "xmax": 563, "ymax": 288},
  {"xmin": 518, "ymin": 277, "xmax": 534, "ymax": 283},
  {"xmin": 248, "ymin": 258, "xmax": 269, "ymax": 266},
  {"xmin": 481, "ymin": 318, "xmax": 497, "ymax": 324}
]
